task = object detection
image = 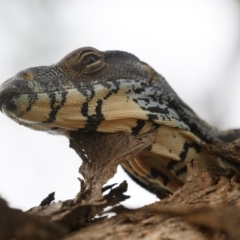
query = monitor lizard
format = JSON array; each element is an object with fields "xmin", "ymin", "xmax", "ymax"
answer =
[{"xmin": 0, "ymin": 47, "xmax": 240, "ymax": 194}]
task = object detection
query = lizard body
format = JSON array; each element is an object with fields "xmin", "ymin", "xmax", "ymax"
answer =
[{"xmin": 0, "ymin": 47, "xmax": 240, "ymax": 194}]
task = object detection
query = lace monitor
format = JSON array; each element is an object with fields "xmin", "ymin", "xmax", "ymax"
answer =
[{"xmin": 0, "ymin": 47, "xmax": 240, "ymax": 194}]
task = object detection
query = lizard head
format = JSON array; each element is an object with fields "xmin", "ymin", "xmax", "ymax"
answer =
[{"xmin": 0, "ymin": 47, "xmax": 183, "ymax": 135}]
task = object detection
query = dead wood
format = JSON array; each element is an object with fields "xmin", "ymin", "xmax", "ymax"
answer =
[
  {"xmin": 202, "ymin": 139, "xmax": 240, "ymax": 163},
  {"xmin": 62, "ymin": 162, "xmax": 240, "ymax": 240},
  {"xmin": 1, "ymin": 132, "xmax": 240, "ymax": 240},
  {"xmin": 0, "ymin": 197, "xmax": 66, "ymax": 240}
]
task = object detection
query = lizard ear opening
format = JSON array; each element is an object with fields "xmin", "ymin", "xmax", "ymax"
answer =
[{"xmin": 140, "ymin": 62, "xmax": 165, "ymax": 86}]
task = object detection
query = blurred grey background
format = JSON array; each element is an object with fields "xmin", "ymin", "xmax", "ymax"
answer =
[{"xmin": 0, "ymin": 0, "xmax": 240, "ymax": 210}]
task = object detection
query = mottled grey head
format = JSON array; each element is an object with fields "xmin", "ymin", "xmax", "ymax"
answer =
[
  {"xmin": 0, "ymin": 47, "xmax": 218, "ymax": 141},
  {"xmin": 0, "ymin": 47, "xmax": 151, "ymax": 100},
  {"xmin": 58, "ymin": 47, "xmax": 152, "ymax": 82},
  {"xmin": 0, "ymin": 47, "xmax": 164, "ymax": 134}
]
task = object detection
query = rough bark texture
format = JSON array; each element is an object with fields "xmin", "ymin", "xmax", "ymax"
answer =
[{"xmin": 1, "ymin": 132, "xmax": 240, "ymax": 240}]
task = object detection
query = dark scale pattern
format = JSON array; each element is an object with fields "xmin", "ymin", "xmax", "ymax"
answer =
[
  {"xmin": 130, "ymin": 82, "xmax": 186, "ymax": 127},
  {"xmin": 102, "ymin": 81, "xmax": 121, "ymax": 100},
  {"xmin": 26, "ymin": 93, "xmax": 38, "ymax": 112},
  {"xmin": 121, "ymin": 165, "xmax": 159, "ymax": 194},
  {"xmin": 179, "ymin": 142, "xmax": 201, "ymax": 161},
  {"xmin": 166, "ymin": 159, "xmax": 178, "ymax": 170},
  {"xmin": 175, "ymin": 165, "xmax": 188, "ymax": 177},
  {"xmin": 45, "ymin": 91, "xmax": 68, "ymax": 123},
  {"xmin": 150, "ymin": 168, "xmax": 169, "ymax": 186},
  {"xmin": 166, "ymin": 142, "xmax": 202, "ymax": 171},
  {"xmin": 80, "ymin": 98, "xmax": 105, "ymax": 131},
  {"xmin": 131, "ymin": 119, "xmax": 145, "ymax": 136}
]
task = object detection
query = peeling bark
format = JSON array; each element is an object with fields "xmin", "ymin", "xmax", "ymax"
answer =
[{"xmin": 1, "ymin": 131, "xmax": 240, "ymax": 240}]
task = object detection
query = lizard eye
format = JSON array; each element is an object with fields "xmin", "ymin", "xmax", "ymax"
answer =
[
  {"xmin": 81, "ymin": 55, "xmax": 98, "ymax": 66},
  {"xmin": 78, "ymin": 51, "xmax": 106, "ymax": 75}
]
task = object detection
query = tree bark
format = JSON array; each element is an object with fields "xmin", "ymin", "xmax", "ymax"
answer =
[{"xmin": 1, "ymin": 132, "xmax": 240, "ymax": 240}]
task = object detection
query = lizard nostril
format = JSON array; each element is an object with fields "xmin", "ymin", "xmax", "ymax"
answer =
[{"xmin": 23, "ymin": 72, "xmax": 33, "ymax": 81}]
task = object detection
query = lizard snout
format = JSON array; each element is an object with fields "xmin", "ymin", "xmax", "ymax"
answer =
[{"xmin": 0, "ymin": 78, "xmax": 19, "ymax": 112}]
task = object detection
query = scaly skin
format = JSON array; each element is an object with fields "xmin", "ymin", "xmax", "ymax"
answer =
[{"xmin": 0, "ymin": 47, "xmax": 240, "ymax": 194}]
